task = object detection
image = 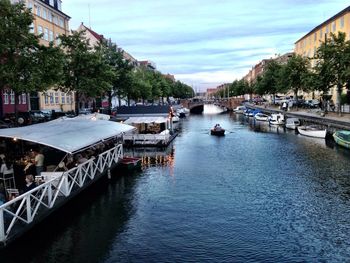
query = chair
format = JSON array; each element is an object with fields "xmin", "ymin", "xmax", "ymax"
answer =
[
  {"xmin": 6, "ymin": 188, "xmax": 19, "ymax": 199},
  {"xmin": 0, "ymin": 173, "xmax": 16, "ymax": 190}
]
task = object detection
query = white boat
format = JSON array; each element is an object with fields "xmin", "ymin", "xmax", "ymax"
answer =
[
  {"xmin": 285, "ymin": 118, "xmax": 300, "ymax": 130},
  {"xmin": 233, "ymin": 106, "xmax": 246, "ymax": 113},
  {"xmin": 268, "ymin": 113, "xmax": 285, "ymax": 125},
  {"xmin": 254, "ymin": 113, "xmax": 269, "ymax": 121},
  {"xmin": 297, "ymin": 125, "xmax": 327, "ymax": 138}
]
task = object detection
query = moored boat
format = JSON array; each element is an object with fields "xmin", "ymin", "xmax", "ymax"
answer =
[
  {"xmin": 297, "ymin": 125, "xmax": 327, "ymax": 138},
  {"xmin": 254, "ymin": 113, "xmax": 269, "ymax": 121},
  {"xmin": 285, "ymin": 118, "xmax": 300, "ymax": 130},
  {"xmin": 268, "ymin": 113, "xmax": 285, "ymax": 125},
  {"xmin": 233, "ymin": 106, "xmax": 246, "ymax": 113},
  {"xmin": 333, "ymin": 130, "xmax": 350, "ymax": 149},
  {"xmin": 119, "ymin": 156, "xmax": 142, "ymax": 170}
]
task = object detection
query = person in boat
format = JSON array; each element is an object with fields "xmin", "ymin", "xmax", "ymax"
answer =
[{"xmin": 214, "ymin": 124, "xmax": 222, "ymax": 131}]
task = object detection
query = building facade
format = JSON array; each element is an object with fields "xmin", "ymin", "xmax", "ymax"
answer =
[{"xmin": 294, "ymin": 5, "xmax": 350, "ymax": 100}]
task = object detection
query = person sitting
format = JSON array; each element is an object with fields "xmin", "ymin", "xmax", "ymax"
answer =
[
  {"xmin": 215, "ymin": 124, "xmax": 222, "ymax": 131},
  {"xmin": 0, "ymin": 157, "xmax": 14, "ymax": 178},
  {"xmin": 23, "ymin": 175, "xmax": 36, "ymax": 193}
]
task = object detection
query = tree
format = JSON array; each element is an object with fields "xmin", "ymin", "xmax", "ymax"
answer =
[
  {"xmin": 281, "ymin": 54, "xmax": 311, "ymax": 105},
  {"xmin": 314, "ymin": 32, "xmax": 350, "ymax": 115},
  {"xmin": 102, "ymin": 42, "xmax": 134, "ymax": 110},
  {"xmin": 59, "ymin": 31, "xmax": 115, "ymax": 114},
  {"xmin": 0, "ymin": 0, "xmax": 63, "ymax": 119},
  {"xmin": 257, "ymin": 60, "xmax": 285, "ymax": 103}
]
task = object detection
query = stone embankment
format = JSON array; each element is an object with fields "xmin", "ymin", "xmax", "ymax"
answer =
[{"xmin": 246, "ymin": 103, "xmax": 350, "ymax": 133}]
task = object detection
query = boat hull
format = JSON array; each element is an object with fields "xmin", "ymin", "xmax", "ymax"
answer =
[
  {"xmin": 297, "ymin": 126, "xmax": 326, "ymax": 138},
  {"xmin": 119, "ymin": 157, "xmax": 142, "ymax": 171},
  {"xmin": 211, "ymin": 129, "xmax": 225, "ymax": 136},
  {"xmin": 333, "ymin": 131, "xmax": 350, "ymax": 149}
]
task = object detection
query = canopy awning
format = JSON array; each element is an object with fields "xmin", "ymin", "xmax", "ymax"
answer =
[
  {"xmin": 0, "ymin": 114, "xmax": 135, "ymax": 154},
  {"xmin": 124, "ymin": 116, "xmax": 168, "ymax": 124}
]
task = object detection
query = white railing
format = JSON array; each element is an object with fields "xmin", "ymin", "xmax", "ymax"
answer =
[
  {"xmin": 123, "ymin": 134, "xmax": 170, "ymax": 145},
  {"xmin": 0, "ymin": 144, "xmax": 123, "ymax": 244}
]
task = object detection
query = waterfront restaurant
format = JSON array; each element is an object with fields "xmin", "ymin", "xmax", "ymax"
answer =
[{"xmin": 0, "ymin": 114, "xmax": 135, "ymax": 247}]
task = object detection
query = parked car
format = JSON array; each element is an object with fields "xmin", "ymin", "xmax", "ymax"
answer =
[
  {"xmin": 30, "ymin": 110, "xmax": 46, "ymax": 123},
  {"xmin": 305, "ymin": 99, "xmax": 320, "ymax": 108}
]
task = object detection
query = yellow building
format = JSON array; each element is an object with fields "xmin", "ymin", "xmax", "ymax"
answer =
[
  {"xmin": 13, "ymin": 0, "xmax": 75, "ymax": 112},
  {"xmin": 294, "ymin": 5, "xmax": 350, "ymax": 100}
]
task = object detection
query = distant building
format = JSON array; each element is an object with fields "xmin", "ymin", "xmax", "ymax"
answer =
[
  {"xmin": 163, "ymin": 74, "xmax": 176, "ymax": 82},
  {"xmin": 294, "ymin": 5, "xmax": 350, "ymax": 100},
  {"xmin": 139, "ymin": 60, "xmax": 157, "ymax": 71}
]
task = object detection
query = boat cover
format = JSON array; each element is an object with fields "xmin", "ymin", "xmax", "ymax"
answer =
[
  {"xmin": 0, "ymin": 114, "xmax": 135, "ymax": 153},
  {"xmin": 124, "ymin": 116, "xmax": 168, "ymax": 124}
]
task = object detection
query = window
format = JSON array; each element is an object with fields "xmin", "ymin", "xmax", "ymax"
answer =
[
  {"xmin": 18, "ymin": 95, "xmax": 21, "ymax": 104},
  {"xmin": 61, "ymin": 93, "xmax": 65, "ymax": 104},
  {"xmin": 42, "ymin": 8, "xmax": 47, "ymax": 20},
  {"xmin": 48, "ymin": 12, "xmax": 52, "ymax": 22},
  {"xmin": 325, "ymin": 25, "xmax": 329, "ymax": 34},
  {"xmin": 53, "ymin": 16, "xmax": 58, "ymax": 25},
  {"xmin": 22, "ymin": 94, "xmax": 26, "ymax": 104},
  {"xmin": 55, "ymin": 33, "xmax": 61, "ymax": 45},
  {"xmin": 30, "ymin": 22, "xmax": 34, "ymax": 33},
  {"xmin": 50, "ymin": 92, "xmax": 54, "ymax": 104},
  {"xmin": 49, "ymin": 0, "xmax": 54, "ymax": 6},
  {"xmin": 58, "ymin": 0, "xmax": 62, "ymax": 11},
  {"xmin": 36, "ymin": 5, "xmax": 41, "ymax": 17},
  {"xmin": 319, "ymin": 28, "xmax": 322, "ymax": 38},
  {"xmin": 27, "ymin": 1, "xmax": 33, "ymax": 10},
  {"xmin": 340, "ymin": 16, "xmax": 344, "ymax": 28},
  {"xmin": 333, "ymin": 21, "xmax": 336, "ymax": 32},
  {"xmin": 44, "ymin": 28, "xmax": 49, "ymax": 41},
  {"xmin": 55, "ymin": 92, "xmax": 59, "ymax": 104},
  {"xmin": 49, "ymin": 30, "xmax": 53, "ymax": 42},
  {"xmin": 37, "ymin": 25, "xmax": 43, "ymax": 36},
  {"xmin": 10, "ymin": 91, "xmax": 15, "ymax": 104},
  {"xmin": 4, "ymin": 92, "xmax": 9, "ymax": 105},
  {"xmin": 59, "ymin": 18, "xmax": 64, "ymax": 28},
  {"xmin": 44, "ymin": 94, "xmax": 49, "ymax": 105},
  {"xmin": 314, "ymin": 33, "xmax": 317, "ymax": 42}
]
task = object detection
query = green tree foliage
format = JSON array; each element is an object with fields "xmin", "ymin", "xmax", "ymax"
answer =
[
  {"xmin": 0, "ymin": 0, "xmax": 63, "ymax": 115},
  {"xmin": 281, "ymin": 54, "xmax": 311, "ymax": 102},
  {"xmin": 59, "ymin": 31, "xmax": 115, "ymax": 113},
  {"xmin": 313, "ymin": 32, "xmax": 350, "ymax": 114},
  {"xmin": 101, "ymin": 42, "xmax": 134, "ymax": 110},
  {"xmin": 256, "ymin": 60, "xmax": 284, "ymax": 103}
]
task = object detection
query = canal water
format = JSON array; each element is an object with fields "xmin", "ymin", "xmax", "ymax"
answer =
[{"xmin": 2, "ymin": 105, "xmax": 350, "ymax": 262}]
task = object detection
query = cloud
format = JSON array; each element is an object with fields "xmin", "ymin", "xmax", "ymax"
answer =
[{"xmin": 64, "ymin": 0, "xmax": 349, "ymax": 91}]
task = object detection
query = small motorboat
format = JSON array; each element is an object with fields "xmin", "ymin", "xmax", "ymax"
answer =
[
  {"xmin": 269, "ymin": 113, "xmax": 285, "ymax": 125},
  {"xmin": 285, "ymin": 118, "xmax": 300, "ymax": 130},
  {"xmin": 254, "ymin": 113, "xmax": 269, "ymax": 121},
  {"xmin": 233, "ymin": 106, "xmax": 246, "ymax": 113},
  {"xmin": 211, "ymin": 124, "xmax": 225, "ymax": 136},
  {"xmin": 119, "ymin": 156, "xmax": 142, "ymax": 171},
  {"xmin": 297, "ymin": 125, "xmax": 327, "ymax": 139},
  {"xmin": 333, "ymin": 130, "xmax": 350, "ymax": 149}
]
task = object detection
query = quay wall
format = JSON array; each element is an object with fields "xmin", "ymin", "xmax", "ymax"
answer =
[{"xmin": 246, "ymin": 104, "xmax": 350, "ymax": 133}]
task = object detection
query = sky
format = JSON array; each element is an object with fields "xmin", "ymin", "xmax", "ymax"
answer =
[{"xmin": 64, "ymin": 0, "xmax": 348, "ymax": 91}]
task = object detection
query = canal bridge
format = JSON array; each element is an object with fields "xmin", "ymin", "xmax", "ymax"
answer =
[
  {"xmin": 180, "ymin": 99, "xmax": 204, "ymax": 113},
  {"xmin": 181, "ymin": 97, "xmax": 245, "ymax": 112}
]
